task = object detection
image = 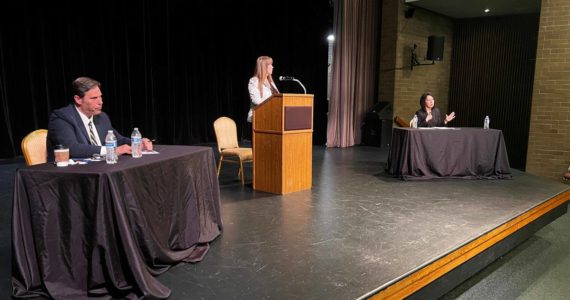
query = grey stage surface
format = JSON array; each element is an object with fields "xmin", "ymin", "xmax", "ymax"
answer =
[{"xmin": 1, "ymin": 145, "xmax": 568, "ymax": 299}]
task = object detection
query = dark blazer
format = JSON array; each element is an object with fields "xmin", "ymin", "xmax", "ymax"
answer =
[
  {"xmin": 47, "ymin": 104, "xmax": 130, "ymax": 158},
  {"xmin": 416, "ymin": 107, "xmax": 445, "ymax": 127}
]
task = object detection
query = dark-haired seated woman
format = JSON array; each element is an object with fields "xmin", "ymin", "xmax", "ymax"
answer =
[{"xmin": 415, "ymin": 92, "xmax": 455, "ymax": 127}]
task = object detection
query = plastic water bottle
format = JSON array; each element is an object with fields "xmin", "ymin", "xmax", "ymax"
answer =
[
  {"xmin": 105, "ymin": 130, "xmax": 117, "ymax": 164},
  {"xmin": 131, "ymin": 127, "xmax": 142, "ymax": 158},
  {"xmin": 411, "ymin": 114, "xmax": 418, "ymax": 128},
  {"xmin": 484, "ymin": 115, "xmax": 490, "ymax": 129}
]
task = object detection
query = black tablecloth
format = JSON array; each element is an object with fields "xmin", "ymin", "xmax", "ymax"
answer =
[
  {"xmin": 386, "ymin": 127, "xmax": 512, "ymax": 180},
  {"xmin": 12, "ymin": 145, "xmax": 223, "ymax": 299}
]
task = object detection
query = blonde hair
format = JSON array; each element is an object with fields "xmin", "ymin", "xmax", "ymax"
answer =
[{"xmin": 253, "ymin": 56, "xmax": 277, "ymax": 97}]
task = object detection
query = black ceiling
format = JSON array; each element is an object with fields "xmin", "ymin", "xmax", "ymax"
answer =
[{"xmin": 405, "ymin": 0, "xmax": 541, "ymax": 19}]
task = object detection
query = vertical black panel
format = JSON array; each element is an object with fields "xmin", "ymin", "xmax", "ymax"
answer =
[{"xmin": 449, "ymin": 15, "xmax": 539, "ymax": 170}]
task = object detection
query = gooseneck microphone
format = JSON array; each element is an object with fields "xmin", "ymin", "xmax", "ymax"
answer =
[
  {"xmin": 279, "ymin": 76, "xmax": 296, "ymax": 81},
  {"xmin": 278, "ymin": 76, "xmax": 307, "ymax": 94}
]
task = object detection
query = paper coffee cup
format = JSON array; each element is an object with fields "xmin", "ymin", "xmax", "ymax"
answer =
[{"xmin": 54, "ymin": 145, "xmax": 70, "ymax": 167}]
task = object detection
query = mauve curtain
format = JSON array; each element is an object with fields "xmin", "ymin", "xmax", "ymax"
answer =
[{"xmin": 326, "ymin": 0, "xmax": 380, "ymax": 147}]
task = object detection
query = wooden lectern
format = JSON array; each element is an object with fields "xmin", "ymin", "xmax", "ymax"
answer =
[{"xmin": 252, "ymin": 94, "xmax": 313, "ymax": 194}]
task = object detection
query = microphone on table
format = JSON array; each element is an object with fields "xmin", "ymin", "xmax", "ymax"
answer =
[{"xmin": 278, "ymin": 76, "xmax": 307, "ymax": 94}]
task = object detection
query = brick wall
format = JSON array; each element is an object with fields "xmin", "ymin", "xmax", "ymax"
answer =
[
  {"xmin": 379, "ymin": 1, "xmax": 453, "ymax": 123},
  {"xmin": 526, "ymin": 0, "xmax": 570, "ymax": 180},
  {"xmin": 378, "ymin": 0, "xmax": 398, "ymax": 105}
]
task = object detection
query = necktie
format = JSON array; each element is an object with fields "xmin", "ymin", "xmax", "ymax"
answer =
[{"xmin": 88, "ymin": 121, "xmax": 99, "ymax": 146}]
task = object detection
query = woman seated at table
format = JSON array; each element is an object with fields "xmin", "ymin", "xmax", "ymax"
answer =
[{"xmin": 415, "ymin": 92, "xmax": 456, "ymax": 127}]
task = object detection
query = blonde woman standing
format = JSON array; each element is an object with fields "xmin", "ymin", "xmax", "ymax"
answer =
[
  {"xmin": 244, "ymin": 56, "xmax": 279, "ymax": 141},
  {"xmin": 247, "ymin": 56, "xmax": 280, "ymax": 123}
]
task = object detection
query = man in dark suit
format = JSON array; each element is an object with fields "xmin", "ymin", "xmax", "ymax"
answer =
[{"xmin": 47, "ymin": 77, "xmax": 152, "ymax": 158}]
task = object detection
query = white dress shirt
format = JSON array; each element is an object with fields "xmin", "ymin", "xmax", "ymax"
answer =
[{"xmin": 75, "ymin": 105, "xmax": 106, "ymax": 155}]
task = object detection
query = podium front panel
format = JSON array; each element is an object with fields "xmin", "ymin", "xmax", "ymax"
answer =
[
  {"xmin": 283, "ymin": 132, "xmax": 312, "ymax": 192},
  {"xmin": 284, "ymin": 106, "xmax": 312, "ymax": 131}
]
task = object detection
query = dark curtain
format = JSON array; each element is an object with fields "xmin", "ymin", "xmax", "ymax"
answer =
[
  {"xmin": 0, "ymin": 0, "xmax": 332, "ymax": 159},
  {"xmin": 449, "ymin": 14, "xmax": 539, "ymax": 170}
]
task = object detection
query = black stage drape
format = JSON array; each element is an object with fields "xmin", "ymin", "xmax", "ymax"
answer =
[
  {"xmin": 0, "ymin": 0, "xmax": 332, "ymax": 159},
  {"xmin": 449, "ymin": 15, "xmax": 539, "ymax": 170}
]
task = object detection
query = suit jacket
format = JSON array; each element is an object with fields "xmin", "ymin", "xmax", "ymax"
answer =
[{"xmin": 47, "ymin": 104, "xmax": 130, "ymax": 158}]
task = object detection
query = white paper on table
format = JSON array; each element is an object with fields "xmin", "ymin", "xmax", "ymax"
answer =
[{"xmin": 142, "ymin": 150, "xmax": 160, "ymax": 155}]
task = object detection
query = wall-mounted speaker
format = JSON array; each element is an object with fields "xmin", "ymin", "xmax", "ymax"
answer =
[{"xmin": 426, "ymin": 35, "xmax": 444, "ymax": 61}]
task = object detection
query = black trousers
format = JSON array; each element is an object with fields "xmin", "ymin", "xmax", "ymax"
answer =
[{"xmin": 243, "ymin": 121, "xmax": 252, "ymax": 141}]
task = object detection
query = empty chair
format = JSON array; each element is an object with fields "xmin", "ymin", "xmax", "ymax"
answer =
[
  {"xmin": 394, "ymin": 116, "xmax": 410, "ymax": 128},
  {"xmin": 21, "ymin": 129, "xmax": 48, "ymax": 166},
  {"xmin": 213, "ymin": 117, "xmax": 253, "ymax": 184}
]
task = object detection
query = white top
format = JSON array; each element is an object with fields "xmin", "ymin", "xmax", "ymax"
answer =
[{"xmin": 247, "ymin": 77, "xmax": 279, "ymax": 122}]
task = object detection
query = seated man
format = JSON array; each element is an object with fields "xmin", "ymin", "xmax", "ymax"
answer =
[{"xmin": 47, "ymin": 76, "xmax": 152, "ymax": 158}]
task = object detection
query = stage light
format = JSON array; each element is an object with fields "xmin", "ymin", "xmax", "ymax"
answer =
[{"xmin": 327, "ymin": 34, "xmax": 335, "ymax": 42}]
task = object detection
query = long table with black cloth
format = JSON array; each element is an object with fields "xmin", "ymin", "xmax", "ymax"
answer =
[
  {"xmin": 12, "ymin": 145, "xmax": 223, "ymax": 299},
  {"xmin": 386, "ymin": 127, "xmax": 512, "ymax": 180}
]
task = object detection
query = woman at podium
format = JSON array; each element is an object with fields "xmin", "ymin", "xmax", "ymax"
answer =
[{"xmin": 247, "ymin": 56, "xmax": 280, "ymax": 123}]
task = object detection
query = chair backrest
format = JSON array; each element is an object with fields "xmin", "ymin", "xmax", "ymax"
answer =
[
  {"xmin": 21, "ymin": 129, "xmax": 48, "ymax": 166},
  {"xmin": 394, "ymin": 116, "xmax": 410, "ymax": 128},
  {"xmin": 213, "ymin": 117, "xmax": 239, "ymax": 152}
]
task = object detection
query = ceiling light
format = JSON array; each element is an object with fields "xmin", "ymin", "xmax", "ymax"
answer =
[{"xmin": 484, "ymin": 8, "xmax": 490, "ymax": 13}]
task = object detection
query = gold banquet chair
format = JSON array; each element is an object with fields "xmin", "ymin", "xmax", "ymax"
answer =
[
  {"xmin": 213, "ymin": 117, "xmax": 253, "ymax": 184},
  {"xmin": 21, "ymin": 129, "xmax": 48, "ymax": 166}
]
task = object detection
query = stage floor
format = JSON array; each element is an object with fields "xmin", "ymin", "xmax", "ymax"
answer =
[
  {"xmin": 158, "ymin": 145, "xmax": 569, "ymax": 299},
  {"xmin": 0, "ymin": 145, "xmax": 568, "ymax": 299}
]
